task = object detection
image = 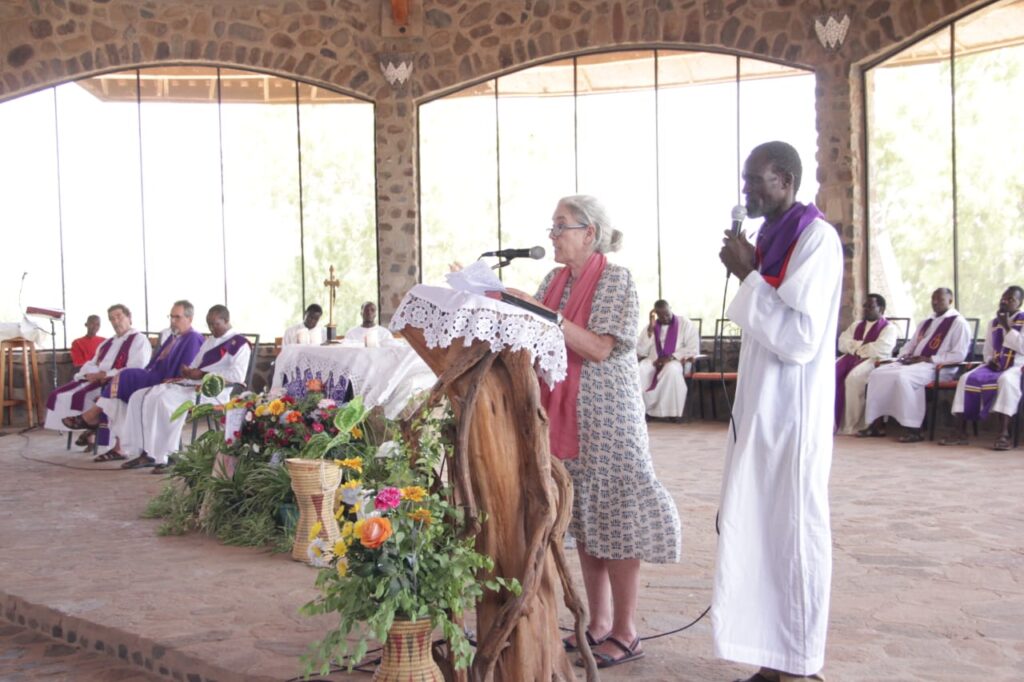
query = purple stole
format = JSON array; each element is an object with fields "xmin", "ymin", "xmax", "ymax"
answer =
[
  {"xmin": 103, "ymin": 330, "xmax": 204, "ymax": 401},
  {"xmin": 46, "ymin": 333, "xmax": 139, "ymax": 412},
  {"xmin": 197, "ymin": 334, "xmax": 249, "ymax": 369},
  {"xmin": 755, "ymin": 202, "xmax": 824, "ymax": 288},
  {"xmin": 647, "ymin": 316, "xmax": 680, "ymax": 391},
  {"xmin": 911, "ymin": 315, "xmax": 958, "ymax": 358},
  {"xmin": 961, "ymin": 312, "xmax": 1024, "ymax": 420},
  {"xmin": 834, "ymin": 318, "xmax": 889, "ymax": 428}
]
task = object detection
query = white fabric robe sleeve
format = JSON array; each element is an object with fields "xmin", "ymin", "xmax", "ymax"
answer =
[
  {"xmin": 199, "ymin": 341, "xmax": 250, "ymax": 384},
  {"xmin": 282, "ymin": 324, "xmax": 301, "ymax": 345},
  {"xmin": 981, "ymin": 325, "xmax": 995, "ymax": 364},
  {"xmin": 727, "ymin": 219, "xmax": 844, "ymax": 366},
  {"xmin": 74, "ymin": 339, "xmax": 113, "ymax": 380},
  {"xmin": 675, "ymin": 317, "xmax": 700, "ymax": 360},
  {"xmin": 1005, "ymin": 328, "xmax": 1024, "ymax": 358},
  {"xmin": 636, "ymin": 327, "xmax": 655, "ymax": 358},
  {"xmin": 929, "ymin": 314, "xmax": 971, "ymax": 365},
  {"xmin": 836, "ymin": 321, "xmax": 860, "ymax": 356}
]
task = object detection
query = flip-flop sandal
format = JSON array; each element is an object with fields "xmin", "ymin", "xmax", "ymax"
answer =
[
  {"xmin": 62, "ymin": 415, "xmax": 96, "ymax": 431},
  {"xmin": 578, "ymin": 635, "xmax": 644, "ymax": 669},
  {"xmin": 563, "ymin": 629, "xmax": 607, "ymax": 652},
  {"xmin": 93, "ymin": 451, "xmax": 126, "ymax": 463},
  {"xmin": 938, "ymin": 435, "xmax": 969, "ymax": 446},
  {"xmin": 898, "ymin": 433, "xmax": 924, "ymax": 443},
  {"xmin": 733, "ymin": 674, "xmax": 776, "ymax": 682},
  {"xmin": 120, "ymin": 455, "xmax": 155, "ymax": 470},
  {"xmin": 856, "ymin": 428, "xmax": 886, "ymax": 438},
  {"xmin": 993, "ymin": 437, "xmax": 1013, "ymax": 451}
]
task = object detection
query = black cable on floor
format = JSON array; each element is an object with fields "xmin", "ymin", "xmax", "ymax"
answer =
[{"xmin": 10, "ymin": 431, "xmax": 129, "ymax": 472}]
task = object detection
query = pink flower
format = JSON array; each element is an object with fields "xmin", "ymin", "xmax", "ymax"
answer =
[
  {"xmin": 374, "ymin": 487, "xmax": 402, "ymax": 511},
  {"xmin": 312, "ymin": 422, "xmax": 324, "ymax": 433}
]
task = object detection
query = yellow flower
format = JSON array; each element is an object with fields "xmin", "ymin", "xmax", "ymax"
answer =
[
  {"xmin": 336, "ymin": 560, "xmax": 348, "ymax": 577},
  {"xmin": 400, "ymin": 486, "xmax": 427, "ymax": 502},
  {"xmin": 409, "ymin": 508, "xmax": 432, "ymax": 525},
  {"xmin": 353, "ymin": 519, "xmax": 365, "ymax": 538},
  {"xmin": 351, "ymin": 502, "xmax": 361, "ymax": 514},
  {"xmin": 268, "ymin": 399, "xmax": 285, "ymax": 416},
  {"xmin": 334, "ymin": 506, "xmax": 345, "ymax": 521},
  {"xmin": 310, "ymin": 543, "xmax": 323, "ymax": 558},
  {"xmin": 341, "ymin": 521, "xmax": 355, "ymax": 539},
  {"xmin": 334, "ymin": 457, "xmax": 363, "ymax": 473},
  {"xmin": 254, "ymin": 404, "xmax": 267, "ymax": 417},
  {"xmin": 341, "ymin": 479, "xmax": 361, "ymax": 490},
  {"xmin": 308, "ymin": 520, "xmax": 323, "ymax": 541},
  {"xmin": 332, "ymin": 539, "xmax": 349, "ymax": 557},
  {"xmin": 350, "ymin": 425, "xmax": 363, "ymax": 439}
]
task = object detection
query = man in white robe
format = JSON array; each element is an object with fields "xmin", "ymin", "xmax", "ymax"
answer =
[
  {"xmin": 835, "ymin": 293, "xmax": 899, "ymax": 434},
  {"xmin": 342, "ymin": 301, "xmax": 401, "ymax": 347},
  {"xmin": 119, "ymin": 305, "xmax": 251, "ymax": 472},
  {"xmin": 283, "ymin": 304, "xmax": 325, "ymax": 346},
  {"xmin": 45, "ymin": 304, "xmax": 151, "ymax": 434},
  {"xmin": 636, "ymin": 299, "xmax": 699, "ymax": 420},
  {"xmin": 940, "ymin": 286, "xmax": 1024, "ymax": 450},
  {"xmin": 861, "ymin": 288, "xmax": 971, "ymax": 442},
  {"xmin": 716, "ymin": 141, "xmax": 842, "ymax": 681}
]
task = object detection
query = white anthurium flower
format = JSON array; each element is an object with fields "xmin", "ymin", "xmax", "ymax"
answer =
[
  {"xmin": 340, "ymin": 484, "xmax": 363, "ymax": 506},
  {"xmin": 375, "ymin": 440, "xmax": 401, "ymax": 459},
  {"xmin": 307, "ymin": 538, "xmax": 332, "ymax": 568}
]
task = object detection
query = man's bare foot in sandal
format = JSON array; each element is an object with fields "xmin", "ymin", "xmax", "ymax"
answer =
[
  {"xmin": 93, "ymin": 451, "xmax": 126, "ymax": 463},
  {"xmin": 120, "ymin": 454, "xmax": 155, "ymax": 469}
]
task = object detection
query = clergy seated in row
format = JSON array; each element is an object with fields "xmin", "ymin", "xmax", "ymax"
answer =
[
  {"xmin": 341, "ymin": 301, "xmax": 401, "ymax": 348},
  {"xmin": 940, "ymin": 286, "xmax": 1024, "ymax": 451},
  {"xmin": 834, "ymin": 293, "xmax": 899, "ymax": 434},
  {"xmin": 636, "ymin": 299, "xmax": 699, "ymax": 421},
  {"xmin": 45, "ymin": 304, "xmax": 152, "ymax": 447},
  {"xmin": 70, "ymin": 315, "xmax": 105, "ymax": 368},
  {"xmin": 860, "ymin": 287, "xmax": 971, "ymax": 443},
  {"xmin": 283, "ymin": 304, "xmax": 325, "ymax": 346},
  {"xmin": 118, "ymin": 304, "xmax": 251, "ymax": 473},
  {"xmin": 62, "ymin": 300, "xmax": 205, "ymax": 461}
]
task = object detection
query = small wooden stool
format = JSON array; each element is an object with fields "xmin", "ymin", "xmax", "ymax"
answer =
[{"xmin": 0, "ymin": 336, "xmax": 44, "ymax": 428}]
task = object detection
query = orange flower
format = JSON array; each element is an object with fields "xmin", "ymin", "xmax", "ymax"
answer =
[
  {"xmin": 285, "ymin": 410, "xmax": 303, "ymax": 424},
  {"xmin": 306, "ymin": 378, "xmax": 324, "ymax": 392},
  {"xmin": 408, "ymin": 508, "xmax": 432, "ymax": 525},
  {"xmin": 359, "ymin": 517, "xmax": 393, "ymax": 549}
]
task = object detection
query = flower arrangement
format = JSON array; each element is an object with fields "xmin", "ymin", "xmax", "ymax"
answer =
[{"xmin": 300, "ymin": 403, "xmax": 521, "ymax": 676}]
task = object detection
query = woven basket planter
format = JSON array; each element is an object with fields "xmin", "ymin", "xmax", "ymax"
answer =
[
  {"xmin": 373, "ymin": 618, "xmax": 443, "ymax": 682},
  {"xmin": 285, "ymin": 458, "xmax": 341, "ymax": 563}
]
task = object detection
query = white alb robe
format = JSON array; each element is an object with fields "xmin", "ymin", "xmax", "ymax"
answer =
[
  {"xmin": 283, "ymin": 322, "xmax": 325, "ymax": 346},
  {"xmin": 713, "ymin": 219, "xmax": 842, "ymax": 676},
  {"xmin": 636, "ymin": 317, "xmax": 699, "ymax": 418},
  {"xmin": 951, "ymin": 324, "xmax": 1024, "ymax": 417},
  {"xmin": 120, "ymin": 330, "xmax": 251, "ymax": 464},
  {"xmin": 864, "ymin": 309, "xmax": 971, "ymax": 428},
  {"xmin": 835, "ymin": 319, "xmax": 899, "ymax": 434},
  {"xmin": 341, "ymin": 324, "xmax": 401, "ymax": 348},
  {"xmin": 43, "ymin": 329, "xmax": 152, "ymax": 431}
]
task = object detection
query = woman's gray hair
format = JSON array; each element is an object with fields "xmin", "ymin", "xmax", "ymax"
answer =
[{"xmin": 558, "ymin": 194, "xmax": 623, "ymax": 254}]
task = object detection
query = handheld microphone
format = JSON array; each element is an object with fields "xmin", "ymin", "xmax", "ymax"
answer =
[
  {"xmin": 480, "ymin": 246, "xmax": 546, "ymax": 260},
  {"xmin": 730, "ymin": 204, "xmax": 747, "ymax": 237}
]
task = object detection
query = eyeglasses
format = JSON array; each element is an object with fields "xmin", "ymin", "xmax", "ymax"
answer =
[
  {"xmin": 548, "ymin": 223, "xmax": 588, "ymax": 237},
  {"xmin": 168, "ymin": 314, "xmax": 186, "ymax": 320}
]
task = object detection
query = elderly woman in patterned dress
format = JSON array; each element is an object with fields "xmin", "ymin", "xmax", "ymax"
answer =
[{"xmin": 503, "ymin": 194, "xmax": 682, "ymax": 669}]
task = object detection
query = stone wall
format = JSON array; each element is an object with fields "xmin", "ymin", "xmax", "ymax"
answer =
[{"xmin": 0, "ymin": 0, "xmax": 988, "ymax": 324}]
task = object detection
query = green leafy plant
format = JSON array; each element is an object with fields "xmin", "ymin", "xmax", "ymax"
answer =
[{"xmin": 299, "ymin": 404, "xmax": 520, "ymax": 676}]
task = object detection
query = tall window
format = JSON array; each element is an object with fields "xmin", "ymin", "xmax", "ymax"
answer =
[
  {"xmin": 420, "ymin": 50, "xmax": 816, "ymax": 326},
  {"xmin": 0, "ymin": 67, "xmax": 375, "ymax": 345},
  {"xmin": 866, "ymin": 0, "xmax": 1024, "ymax": 324}
]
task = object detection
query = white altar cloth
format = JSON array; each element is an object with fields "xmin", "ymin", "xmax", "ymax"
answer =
[
  {"xmin": 389, "ymin": 285, "xmax": 567, "ymax": 386},
  {"xmin": 271, "ymin": 343, "xmax": 436, "ymax": 419},
  {"xmin": 0, "ymin": 320, "xmax": 49, "ymax": 346}
]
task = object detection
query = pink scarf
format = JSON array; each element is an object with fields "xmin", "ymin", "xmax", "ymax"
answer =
[{"xmin": 539, "ymin": 251, "xmax": 607, "ymax": 460}]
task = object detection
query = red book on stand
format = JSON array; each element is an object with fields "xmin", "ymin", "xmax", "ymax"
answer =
[{"xmin": 26, "ymin": 306, "xmax": 65, "ymax": 320}]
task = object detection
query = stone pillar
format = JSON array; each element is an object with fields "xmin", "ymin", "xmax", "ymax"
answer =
[
  {"xmin": 814, "ymin": 55, "xmax": 860, "ymax": 329},
  {"xmin": 375, "ymin": 92, "xmax": 419, "ymax": 323}
]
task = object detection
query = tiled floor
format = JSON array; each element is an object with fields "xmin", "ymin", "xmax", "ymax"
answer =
[{"xmin": 1, "ymin": 423, "xmax": 1022, "ymax": 681}]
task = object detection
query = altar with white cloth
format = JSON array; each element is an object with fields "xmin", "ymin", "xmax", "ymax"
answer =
[{"xmin": 271, "ymin": 342, "xmax": 437, "ymax": 419}]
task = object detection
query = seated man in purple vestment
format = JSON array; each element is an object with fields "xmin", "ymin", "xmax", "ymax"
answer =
[
  {"xmin": 834, "ymin": 293, "xmax": 898, "ymax": 434},
  {"xmin": 62, "ymin": 300, "xmax": 205, "ymax": 461},
  {"xmin": 636, "ymin": 299, "xmax": 700, "ymax": 421},
  {"xmin": 939, "ymin": 286, "xmax": 1024, "ymax": 450}
]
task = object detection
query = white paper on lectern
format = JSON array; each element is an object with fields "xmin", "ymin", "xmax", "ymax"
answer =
[{"xmin": 444, "ymin": 260, "xmax": 507, "ymax": 295}]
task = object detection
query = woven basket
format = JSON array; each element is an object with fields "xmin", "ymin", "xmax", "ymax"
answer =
[
  {"xmin": 285, "ymin": 458, "xmax": 342, "ymax": 563},
  {"xmin": 373, "ymin": 618, "xmax": 444, "ymax": 682}
]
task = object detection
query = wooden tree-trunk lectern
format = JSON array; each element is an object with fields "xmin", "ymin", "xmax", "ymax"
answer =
[{"xmin": 394, "ymin": 286, "xmax": 597, "ymax": 682}]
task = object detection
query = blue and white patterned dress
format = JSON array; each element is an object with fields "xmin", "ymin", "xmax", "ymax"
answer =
[{"xmin": 537, "ymin": 262, "xmax": 681, "ymax": 562}]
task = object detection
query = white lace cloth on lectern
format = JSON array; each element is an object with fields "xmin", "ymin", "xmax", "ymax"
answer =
[{"xmin": 390, "ymin": 285, "xmax": 567, "ymax": 385}]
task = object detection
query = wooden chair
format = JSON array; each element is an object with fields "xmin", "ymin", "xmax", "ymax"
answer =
[
  {"xmin": 925, "ymin": 316, "xmax": 980, "ymax": 440},
  {"xmin": 141, "ymin": 330, "xmax": 163, "ymax": 349},
  {"xmin": 1, "ymin": 337, "xmax": 43, "ymax": 428},
  {"xmin": 689, "ymin": 318, "xmax": 740, "ymax": 420}
]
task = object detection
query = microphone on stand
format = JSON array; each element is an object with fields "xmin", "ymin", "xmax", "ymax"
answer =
[{"xmin": 480, "ymin": 246, "xmax": 546, "ymax": 260}]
